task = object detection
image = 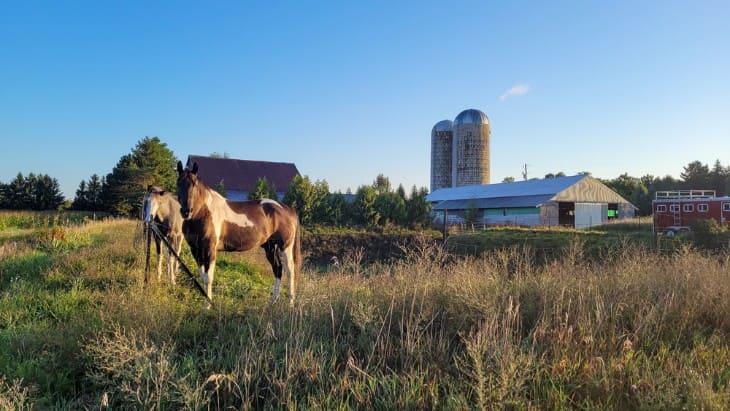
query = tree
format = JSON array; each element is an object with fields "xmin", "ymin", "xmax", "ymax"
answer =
[
  {"xmin": 73, "ymin": 180, "xmax": 89, "ymax": 210},
  {"xmin": 102, "ymin": 137, "xmax": 178, "ymax": 216},
  {"xmin": 74, "ymin": 174, "xmax": 105, "ymax": 211},
  {"xmin": 31, "ymin": 174, "xmax": 64, "ymax": 210},
  {"xmin": 604, "ymin": 173, "xmax": 651, "ymax": 216},
  {"xmin": 311, "ymin": 180, "xmax": 332, "ymax": 223},
  {"xmin": 248, "ymin": 177, "xmax": 277, "ymax": 200},
  {"xmin": 463, "ymin": 200, "xmax": 482, "ymax": 224},
  {"xmin": 353, "ymin": 185, "xmax": 379, "ymax": 227},
  {"xmin": 322, "ymin": 192, "xmax": 350, "ymax": 225},
  {"xmin": 374, "ymin": 191, "xmax": 406, "ymax": 226},
  {"xmin": 6, "ymin": 173, "xmax": 30, "ymax": 209},
  {"xmin": 373, "ymin": 174, "xmax": 392, "ymax": 195},
  {"xmin": 545, "ymin": 172, "xmax": 566, "ymax": 179},
  {"xmin": 680, "ymin": 161, "xmax": 711, "ymax": 190},
  {"xmin": 502, "ymin": 176, "xmax": 515, "ymax": 183},
  {"xmin": 215, "ymin": 180, "xmax": 227, "ymax": 197},
  {"xmin": 710, "ymin": 159, "xmax": 729, "ymax": 196},
  {"xmin": 405, "ymin": 186, "xmax": 432, "ymax": 228},
  {"xmin": 282, "ymin": 175, "xmax": 317, "ymax": 225}
]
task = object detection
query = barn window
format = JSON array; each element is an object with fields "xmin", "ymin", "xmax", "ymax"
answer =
[
  {"xmin": 683, "ymin": 204, "xmax": 694, "ymax": 212},
  {"xmin": 656, "ymin": 205, "xmax": 667, "ymax": 212},
  {"xmin": 724, "ymin": 203, "xmax": 730, "ymax": 212},
  {"xmin": 698, "ymin": 204, "xmax": 709, "ymax": 212},
  {"xmin": 669, "ymin": 204, "xmax": 680, "ymax": 212}
]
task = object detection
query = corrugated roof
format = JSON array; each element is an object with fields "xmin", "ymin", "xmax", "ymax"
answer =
[
  {"xmin": 432, "ymin": 194, "xmax": 554, "ymax": 210},
  {"xmin": 186, "ymin": 155, "xmax": 300, "ymax": 192},
  {"xmin": 427, "ymin": 175, "xmax": 588, "ymax": 202}
]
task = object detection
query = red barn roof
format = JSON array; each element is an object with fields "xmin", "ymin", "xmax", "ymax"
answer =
[{"xmin": 186, "ymin": 155, "xmax": 299, "ymax": 192}]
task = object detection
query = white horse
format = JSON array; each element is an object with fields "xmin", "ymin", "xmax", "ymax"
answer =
[{"xmin": 142, "ymin": 186, "xmax": 184, "ymax": 285}]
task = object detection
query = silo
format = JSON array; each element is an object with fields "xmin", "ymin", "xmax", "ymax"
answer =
[
  {"xmin": 453, "ymin": 108, "xmax": 490, "ymax": 187},
  {"xmin": 430, "ymin": 120, "xmax": 454, "ymax": 191}
]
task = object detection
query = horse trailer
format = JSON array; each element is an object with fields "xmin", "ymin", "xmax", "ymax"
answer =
[{"xmin": 652, "ymin": 190, "xmax": 730, "ymax": 236}]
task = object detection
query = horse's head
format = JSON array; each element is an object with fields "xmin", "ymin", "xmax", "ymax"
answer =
[
  {"xmin": 177, "ymin": 161, "xmax": 203, "ymax": 219},
  {"xmin": 142, "ymin": 185, "xmax": 165, "ymax": 223}
]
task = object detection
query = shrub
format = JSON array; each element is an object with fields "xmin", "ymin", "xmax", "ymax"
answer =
[{"xmin": 690, "ymin": 219, "xmax": 729, "ymax": 250}]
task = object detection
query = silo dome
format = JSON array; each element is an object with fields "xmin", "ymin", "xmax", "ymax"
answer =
[
  {"xmin": 454, "ymin": 108, "xmax": 489, "ymax": 126},
  {"xmin": 432, "ymin": 119, "xmax": 453, "ymax": 133},
  {"xmin": 430, "ymin": 120, "xmax": 454, "ymax": 192}
]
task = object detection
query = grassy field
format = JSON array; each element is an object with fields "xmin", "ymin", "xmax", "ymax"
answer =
[{"xmin": 1, "ymin": 212, "xmax": 730, "ymax": 409}]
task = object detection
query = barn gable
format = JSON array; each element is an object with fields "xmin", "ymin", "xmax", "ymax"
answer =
[{"xmin": 552, "ymin": 175, "xmax": 633, "ymax": 204}]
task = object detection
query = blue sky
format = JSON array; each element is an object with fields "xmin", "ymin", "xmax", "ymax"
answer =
[{"xmin": 2, "ymin": 1, "xmax": 728, "ymax": 199}]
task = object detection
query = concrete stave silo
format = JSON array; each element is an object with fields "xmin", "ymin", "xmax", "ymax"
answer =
[
  {"xmin": 453, "ymin": 108, "xmax": 490, "ymax": 187},
  {"xmin": 430, "ymin": 119, "xmax": 454, "ymax": 192}
]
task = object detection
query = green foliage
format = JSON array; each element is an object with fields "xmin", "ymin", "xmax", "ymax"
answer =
[
  {"xmin": 0, "ymin": 172, "xmax": 64, "ymax": 210},
  {"xmin": 247, "ymin": 177, "xmax": 276, "ymax": 200},
  {"xmin": 320, "ymin": 192, "xmax": 351, "ymax": 225},
  {"xmin": 405, "ymin": 186, "xmax": 432, "ymax": 228},
  {"xmin": 101, "ymin": 137, "xmax": 178, "ymax": 216},
  {"xmin": 690, "ymin": 219, "xmax": 729, "ymax": 250},
  {"xmin": 282, "ymin": 175, "xmax": 317, "ymax": 225},
  {"xmin": 72, "ymin": 174, "xmax": 105, "ymax": 211},
  {"xmin": 214, "ymin": 180, "xmax": 227, "ymax": 197},
  {"xmin": 372, "ymin": 173, "xmax": 392, "ymax": 195},
  {"xmin": 462, "ymin": 200, "xmax": 482, "ymax": 224},
  {"xmin": 374, "ymin": 191, "xmax": 406, "ymax": 226},
  {"xmin": 353, "ymin": 185, "xmax": 378, "ymax": 227}
]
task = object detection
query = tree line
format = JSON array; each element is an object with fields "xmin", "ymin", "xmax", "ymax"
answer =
[
  {"xmin": 0, "ymin": 172, "xmax": 65, "ymax": 210},
  {"xmin": 600, "ymin": 160, "xmax": 730, "ymax": 216},
  {"xmin": 3, "ymin": 135, "xmax": 729, "ymax": 222},
  {"xmin": 246, "ymin": 174, "xmax": 432, "ymax": 228}
]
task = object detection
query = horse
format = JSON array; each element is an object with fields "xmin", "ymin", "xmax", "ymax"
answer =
[
  {"xmin": 176, "ymin": 161, "xmax": 301, "ymax": 305},
  {"xmin": 142, "ymin": 185, "xmax": 184, "ymax": 285}
]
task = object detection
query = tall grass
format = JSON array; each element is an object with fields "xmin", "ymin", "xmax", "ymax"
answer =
[{"xmin": 1, "ymin": 216, "xmax": 729, "ymax": 408}]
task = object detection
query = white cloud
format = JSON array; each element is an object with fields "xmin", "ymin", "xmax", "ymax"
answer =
[{"xmin": 499, "ymin": 84, "xmax": 530, "ymax": 101}]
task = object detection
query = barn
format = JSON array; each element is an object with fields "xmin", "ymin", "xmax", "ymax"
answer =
[
  {"xmin": 185, "ymin": 155, "xmax": 300, "ymax": 201},
  {"xmin": 426, "ymin": 174, "xmax": 636, "ymax": 229}
]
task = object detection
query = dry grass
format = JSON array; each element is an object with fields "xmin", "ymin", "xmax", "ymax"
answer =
[{"xmin": 1, "ymin": 217, "xmax": 730, "ymax": 409}]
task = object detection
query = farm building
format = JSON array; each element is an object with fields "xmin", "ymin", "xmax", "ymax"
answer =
[
  {"xmin": 427, "ymin": 174, "xmax": 636, "ymax": 229},
  {"xmin": 185, "ymin": 155, "xmax": 300, "ymax": 201}
]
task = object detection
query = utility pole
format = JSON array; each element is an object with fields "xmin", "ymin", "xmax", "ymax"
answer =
[{"xmin": 522, "ymin": 164, "xmax": 530, "ymax": 181}]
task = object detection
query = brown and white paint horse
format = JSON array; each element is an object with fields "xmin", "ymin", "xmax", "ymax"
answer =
[
  {"xmin": 176, "ymin": 161, "xmax": 301, "ymax": 304},
  {"xmin": 142, "ymin": 186, "xmax": 184, "ymax": 284}
]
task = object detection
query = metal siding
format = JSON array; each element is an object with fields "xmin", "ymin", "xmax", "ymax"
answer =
[{"xmin": 575, "ymin": 203, "xmax": 606, "ymax": 229}]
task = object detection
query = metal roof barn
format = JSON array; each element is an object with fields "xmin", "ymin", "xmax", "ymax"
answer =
[{"xmin": 427, "ymin": 174, "xmax": 636, "ymax": 229}]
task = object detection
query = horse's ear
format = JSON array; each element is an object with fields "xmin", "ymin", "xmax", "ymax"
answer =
[
  {"xmin": 177, "ymin": 161, "xmax": 184, "ymax": 175},
  {"xmin": 192, "ymin": 162, "xmax": 199, "ymax": 175},
  {"xmin": 147, "ymin": 184, "xmax": 153, "ymax": 191}
]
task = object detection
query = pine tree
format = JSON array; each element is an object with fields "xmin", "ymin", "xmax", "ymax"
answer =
[
  {"xmin": 248, "ymin": 177, "xmax": 277, "ymax": 200},
  {"xmin": 101, "ymin": 137, "xmax": 178, "ymax": 216}
]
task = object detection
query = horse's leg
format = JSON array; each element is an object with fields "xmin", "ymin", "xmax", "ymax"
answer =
[
  {"xmin": 278, "ymin": 245, "xmax": 296, "ymax": 305},
  {"xmin": 199, "ymin": 259, "xmax": 216, "ymax": 301},
  {"xmin": 263, "ymin": 242, "xmax": 283, "ymax": 303},
  {"xmin": 164, "ymin": 236, "xmax": 173, "ymax": 285},
  {"xmin": 155, "ymin": 236, "xmax": 163, "ymax": 281},
  {"xmin": 169, "ymin": 235, "xmax": 180, "ymax": 286}
]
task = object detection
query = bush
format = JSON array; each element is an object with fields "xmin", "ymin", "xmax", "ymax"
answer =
[{"xmin": 690, "ymin": 219, "xmax": 729, "ymax": 250}]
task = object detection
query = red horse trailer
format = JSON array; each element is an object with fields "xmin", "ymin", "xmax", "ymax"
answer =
[{"xmin": 652, "ymin": 190, "xmax": 730, "ymax": 235}]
